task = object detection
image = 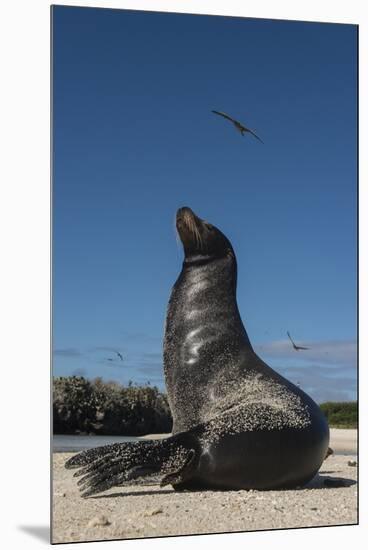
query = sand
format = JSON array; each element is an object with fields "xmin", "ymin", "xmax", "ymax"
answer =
[{"xmin": 51, "ymin": 429, "xmax": 358, "ymax": 544}]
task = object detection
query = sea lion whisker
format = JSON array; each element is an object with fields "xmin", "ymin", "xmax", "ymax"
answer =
[
  {"xmin": 195, "ymin": 225, "xmax": 203, "ymax": 251},
  {"xmin": 189, "ymin": 216, "xmax": 202, "ymax": 251},
  {"xmin": 193, "ymin": 224, "xmax": 201, "ymax": 250},
  {"xmin": 187, "ymin": 215, "xmax": 199, "ymax": 249}
]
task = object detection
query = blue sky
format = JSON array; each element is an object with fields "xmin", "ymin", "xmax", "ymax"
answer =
[{"xmin": 52, "ymin": 6, "xmax": 357, "ymax": 403}]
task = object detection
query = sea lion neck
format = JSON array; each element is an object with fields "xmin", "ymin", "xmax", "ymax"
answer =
[
  {"xmin": 183, "ymin": 248, "xmax": 236, "ymax": 270},
  {"xmin": 164, "ymin": 243, "xmax": 253, "ymax": 433},
  {"xmin": 179, "ymin": 253, "xmax": 237, "ymax": 297}
]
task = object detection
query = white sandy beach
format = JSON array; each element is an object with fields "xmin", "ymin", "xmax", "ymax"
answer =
[{"xmin": 52, "ymin": 429, "xmax": 357, "ymax": 543}]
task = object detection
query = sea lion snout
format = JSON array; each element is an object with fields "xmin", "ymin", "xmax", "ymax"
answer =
[
  {"xmin": 176, "ymin": 207, "xmax": 234, "ymax": 261},
  {"xmin": 177, "ymin": 206, "xmax": 194, "ymax": 217},
  {"xmin": 176, "ymin": 206, "xmax": 197, "ymax": 226},
  {"xmin": 176, "ymin": 206, "xmax": 203, "ymax": 250}
]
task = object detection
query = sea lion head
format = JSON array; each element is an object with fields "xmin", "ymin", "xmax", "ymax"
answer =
[{"xmin": 176, "ymin": 206, "xmax": 235, "ymax": 263}]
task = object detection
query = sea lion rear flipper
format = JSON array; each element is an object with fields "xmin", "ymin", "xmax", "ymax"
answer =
[{"xmin": 324, "ymin": 447, "xmax": 334, "ymax": 460}]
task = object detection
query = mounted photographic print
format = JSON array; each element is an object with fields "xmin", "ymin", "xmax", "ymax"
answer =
[{"xmin": 51, "ymin": 4, "xmax": 358, "ymax": 544}]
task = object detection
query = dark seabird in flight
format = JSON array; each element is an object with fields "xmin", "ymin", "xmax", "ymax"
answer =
[
  {"xmin": 212, "ymin": 110, "xmax": 264, "ymax": 143},
  {"xmin": 287, "ymin": 331, "xmax": 309, "ymax": 351},
  {"xmin": 116, "ymin": 351, "xmax": 123, "ymax": 361}
]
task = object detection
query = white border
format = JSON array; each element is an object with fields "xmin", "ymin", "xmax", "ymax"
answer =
[{"xmin": 1, "ymin": 1, "xmax": 366, "ymax": 549}]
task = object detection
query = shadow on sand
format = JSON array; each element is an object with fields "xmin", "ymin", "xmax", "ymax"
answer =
[
  {"xmin": 85, "ymin": 473, "xmax": 356, "ymax": 499},
  {"xmin": 89, "ymin": 488, "xmax": 174, "ymax": 499},
  {"xmin": 305, "ymin": 473, "xmax": 356, "ymax": 489}
]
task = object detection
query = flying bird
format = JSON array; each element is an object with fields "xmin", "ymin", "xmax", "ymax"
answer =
[
  {"xmin": 105, "ymin": 352, "xmax": 123, "ymax": 363},
  {"xmin": 287, "ymin": 331, "xmax": 309, "ymax": 351},
  {"xmin": 212, "ymin": 110, "xmax": 264, "ymax": 143}
]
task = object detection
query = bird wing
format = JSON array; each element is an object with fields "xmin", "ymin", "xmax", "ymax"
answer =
[
  {"xmin": 286, "ymin": 331, "xmax": 295, "ymax": 346},
  {"xmin": 247, "ymin": 127, "xmax": 264, "ymax": 144},
  {"xmin": 212, "ymin": 110, "xmax": 237, "ymax": 123},
  {"xmin": 296, "ymin": 346, "xmax": 309, "ymax": 350}
]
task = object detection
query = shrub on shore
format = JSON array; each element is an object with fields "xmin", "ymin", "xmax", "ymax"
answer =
[
  {"xmin": 320, "ymin": 401, "xmax": 357, "ymax": 429},
  {"xmin": 53, "ymin": 377, "xmax": 357, "ymax": 434},
  {"xmin": 53, "ymin": 376, "xmax": 172, "ymax": 436}
]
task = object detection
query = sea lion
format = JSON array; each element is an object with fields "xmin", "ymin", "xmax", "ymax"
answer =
[{"xmin": 65, "ymin": 206, "xmax": 329, "ymax": 496}]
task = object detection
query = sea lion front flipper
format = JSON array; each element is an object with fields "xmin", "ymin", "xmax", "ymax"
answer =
[
  {"xmin": 65, "ymin": 432, "xmax": 199, "ymax": 497},
  {"xmin": 160, "ymin": 448, "xmax": 197, "ymax": 487},
  {"xmin": 65, "ymin": 441, "xmax": 160, "ymax": 497}
]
